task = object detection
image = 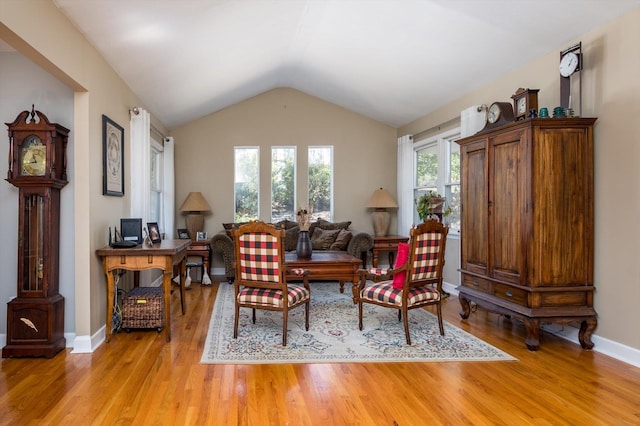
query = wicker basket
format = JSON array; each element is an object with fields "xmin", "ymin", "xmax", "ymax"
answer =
[{"xmin": 122, "ymin": 286, "xmax": 164, "ymax": 330}]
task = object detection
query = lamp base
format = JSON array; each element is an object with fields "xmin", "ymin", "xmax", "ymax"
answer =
[
  {"xmin": 371, "ymin": 210, "xmax": 390, "ymax": 237},
  {"xmin": 185, "ymin": 214, "xmax": 204, "ymax": 240}
]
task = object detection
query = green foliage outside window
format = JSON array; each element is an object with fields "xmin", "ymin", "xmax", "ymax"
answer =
[
  {"xmin": 271, "ymin": 148, "xmax": 295, "ymax": 221},
  {"xmin": 235, "ymin": 148, "xmax": 259, "ymax": 222},
  {"xmin": 308, "ymin": 147, "xmax": 332, "ymax": 221}
]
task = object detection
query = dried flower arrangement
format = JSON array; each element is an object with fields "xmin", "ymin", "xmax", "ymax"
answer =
[{"xmin": 296, "ymin": 205, "xmax": 313, "ymax": 231}]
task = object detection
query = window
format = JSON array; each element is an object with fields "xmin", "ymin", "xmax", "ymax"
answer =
[
  {"xmin": 308, "ymin": 146, "xmax": 333, "ymax": 221},
  {"xmin": 149, "ymin": 138, "xmax": 163, "ymax": 230},
  {"xmin": 234, "ymin": 147, "xmax": 259, "ymax": 222},
  {"xmin": 271, "ymin": 147, "xmax": 296, "ymax": 222},
  {"xmin": 413, "ymin": 131, "xmax": 460, "ymax": 234}
]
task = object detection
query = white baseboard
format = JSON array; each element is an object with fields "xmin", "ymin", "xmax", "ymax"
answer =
[
  {"xmin": 70, "ymin": 325, "xmax": 106, "ymax": 354},
  {"xmin": 442, "ymin": 281, "xmax": 640, "ymax": 368},
  {"xmin": 540, "ymin": 323, "xmax": 640, "ymax": 368},
  {"xmin": 211, "ymin": 267, "xmax": 226, "ymax": 277}
]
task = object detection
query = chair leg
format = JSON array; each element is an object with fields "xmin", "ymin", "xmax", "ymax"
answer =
[
  {"xmin": 282, "ymin": 310, "xmax": 288, "ymax": 346},
  {"xmin": 403, "ymin": 307, "xmax": 411, "ymax": 345},
  {"xmin": 234, "ymin": 305, "xmax": 240, "ymax": 339},
  {"xmin": 252, "ymin": 308, "xmax": 256, "ymax": 324},
  {"xmin": 358, "ymin": 302, "xmax": 364, "ymax": 331},
  {"xmin": 437, "ymin": 302, "xmax": 445, "ymax": 336},
  {"xmin": 398, "ymin": 310, "xmax": 402, "ymax": 322},
  {"xmin": 305, "ymin": 300, "xmax": 310, "ymax": 331}
]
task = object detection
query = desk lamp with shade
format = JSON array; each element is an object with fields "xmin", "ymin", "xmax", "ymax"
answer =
[
  {"xmin": 366, "ymin": 188, "xmax": 398, "ymax": 237},
  {"xmin": 179, "ymin": 192, "xmax": 211, "ymax": 240}
]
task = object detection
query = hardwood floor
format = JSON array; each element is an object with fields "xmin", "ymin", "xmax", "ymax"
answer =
[{"xmin": 1, "ymin": 281, "xmax": 638, "ymax": 425}]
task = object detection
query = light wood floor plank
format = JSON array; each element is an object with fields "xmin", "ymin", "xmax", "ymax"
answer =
[{"xmin": 1, "ymin": 282, "xmax": 639, "ymax": 425}]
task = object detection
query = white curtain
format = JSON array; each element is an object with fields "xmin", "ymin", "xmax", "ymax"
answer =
[
  {"xmin": 397, "ymin": 134, "xmax": 414, "ymax": 236},
  {"xmin": 163, "ymin": 137, "xmax": 175, "ymax": 238},
  {"xmin": 130, "ymin": 108, "xmax": 151, "ymax": 221},
  {"xmin": 461, "ymin": 105, "xmax": 486, "ymax": 138}
]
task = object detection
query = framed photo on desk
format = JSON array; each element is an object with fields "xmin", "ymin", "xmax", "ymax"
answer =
[
  {"xmin": 196, "ymin": 231, "xmax": 208, "ymax": 241},
  {"xmin": 147, "ymin": 222, "xmax": 161, "ymax": 243},
  {"xmin": 177, "ymin": 228, "xmax": 189, "ymax": 239}
]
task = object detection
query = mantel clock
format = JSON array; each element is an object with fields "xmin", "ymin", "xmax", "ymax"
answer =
[{"xmin": 3, "ymin": 106, "xmax": 69, "ymax": 358}]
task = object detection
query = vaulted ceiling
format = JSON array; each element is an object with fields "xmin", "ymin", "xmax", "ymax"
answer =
[{"xmin": 49, "ymin": 0, "xmax": 639, "ymax": 129}]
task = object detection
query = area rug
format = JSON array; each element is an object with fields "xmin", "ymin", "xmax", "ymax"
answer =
[{"xmin": 201, "ymin": 282, "xmax": 516, "ymax": 364}]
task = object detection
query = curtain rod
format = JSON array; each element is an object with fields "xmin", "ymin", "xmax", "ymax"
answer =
[
  {"xmin": 151, "ymin": 124, "xmax": 166, "ymax": 141},
  {"xmin": 413, "ymin": 116, "xmax": 460, "ymax": 141},
  {"xmin": 130, "ymin": 106, "xmax": 167, "ymax": 141}
]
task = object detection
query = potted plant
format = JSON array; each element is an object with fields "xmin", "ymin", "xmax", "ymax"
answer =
[{"xmin": 415, "ymin": 190, "xmax": 449, "ymax": 222}]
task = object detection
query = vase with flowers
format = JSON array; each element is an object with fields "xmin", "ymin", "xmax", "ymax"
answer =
[{"xmin": 296, "ymin": 205, "xmax": 313, "ymax": 259}]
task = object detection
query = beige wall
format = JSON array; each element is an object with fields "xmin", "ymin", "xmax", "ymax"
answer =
[
  {"xmin": 170, "ymin": 88, "xmax": 398, "ymax": 271},
  {"xmin": 400, "ymin": 9, "xmax": 640, "ymax": 351},
  {"xmin": 1, "ymin": 0, "xmax": 167, "ymax": 343}
]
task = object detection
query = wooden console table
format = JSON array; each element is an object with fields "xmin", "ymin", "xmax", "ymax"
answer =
[
  {"xmin": 96, "ymin": 239, "xmax": 190, "ymax": 343},
  {"xmin": 371, "ymin": 235, "xmax": 408, "ymax": 267}
]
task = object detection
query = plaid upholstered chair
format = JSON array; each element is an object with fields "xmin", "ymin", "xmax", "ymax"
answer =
[
  {"xmin": 355, "ymin": 218, "xmax": 448, "ymax": 345},
  {"xmin": 232, "ymin": 220, "xmax": 310, "ymax": 346}
]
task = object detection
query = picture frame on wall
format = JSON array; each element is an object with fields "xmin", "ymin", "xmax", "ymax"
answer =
[
  {"xmin": 147, "ymin": 222, "xmax": 161, "ymax": 243},
  {"xmin": 177, "ymin": 228, "xmax": 190, "ymax": 239},
  {"xmin": 102, "ymin": 115, "xmax": 125, "ymax": 196}
]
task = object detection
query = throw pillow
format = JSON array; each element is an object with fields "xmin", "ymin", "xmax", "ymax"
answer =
[
  {"xmin": 284, "ymin": 226, "xmax": 300, "ymax": 251},
  {"xmin": 311, "ymin": 228, "xmax": 341, "ymax": 250},
  {"xmin": 316, "ymin": 218, "xmax": 352, "ymax": 231},
  {"xmin": 329, "ymin": 229, "xmax": 352, "ymax": 250},
  {"xmin": 392, "ymin": 242, "xmax": 410, "ymax": 289},
  {"xmin": 274, "ymin": 219, "xmax": 298, "ymax": 230}
]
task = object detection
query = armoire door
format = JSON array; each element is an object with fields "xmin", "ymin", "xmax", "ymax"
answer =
[
  {"xmin": 460, "ymin": 139, "xmax": 488, "ymax": 277},
  {"xmin": 488, "ymin": 128, "xmax": 529, "ymax": 285}
]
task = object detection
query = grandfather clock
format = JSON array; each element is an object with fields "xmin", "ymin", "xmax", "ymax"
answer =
[{"xmin": 3, "ymin": 106, "xmax": 68, "ymax": 358}]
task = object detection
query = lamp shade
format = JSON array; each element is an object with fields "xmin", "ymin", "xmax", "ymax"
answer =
[
  {"xmin": 366, "ymin": 188, "xmax": 398, "ymax": 209},
  {"xmin": 179, "ymin": 192, "xmax": 211, "ymax": 213}
]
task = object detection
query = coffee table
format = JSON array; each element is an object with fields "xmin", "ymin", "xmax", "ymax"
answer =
[{"xmin": 285, "ymin": 251, "xmax": 362, "ymax": 294}]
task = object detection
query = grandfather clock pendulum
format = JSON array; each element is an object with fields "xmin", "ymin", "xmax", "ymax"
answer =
[{"xmin": 3, "ymin": 106, "xmax": 69, "ymax": 358}]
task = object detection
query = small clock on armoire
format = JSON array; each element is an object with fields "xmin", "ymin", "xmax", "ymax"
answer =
[{"xmin": 3, "ymin": 106, "xmax": 69, "ymax": 358}]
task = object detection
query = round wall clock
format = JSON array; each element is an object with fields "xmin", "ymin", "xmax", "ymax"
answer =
[
  {"xmin": 559, "ymin": 51, "xmax": 580, "ymax": 77},
  {"xmin": 560, "ymin": 42, "xmax": 582, "ymax": 112}
]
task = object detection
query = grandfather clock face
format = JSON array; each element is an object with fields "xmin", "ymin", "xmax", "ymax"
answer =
[{"xmin": 20, "ymin": 135, "xmax": 47, "ymax": 177}]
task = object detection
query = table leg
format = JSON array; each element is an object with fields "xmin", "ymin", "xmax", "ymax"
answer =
[
  {"xmin": 179, "ymin": 257, "xmax": 186, "ymax": 314},
  {"xmin": 372, "ymin": 250, "xmax": 379, "ymax": 268},
  {"xmin": 202, "ymin": 255, "xmax": 212, "ymax": 285},
  {"xmin": 105, "ymin": 270, "xmax": 115, "ymax": 343},
  {"xmin": 163, "ymin": 270, "xmax": 172, "ymax": 342}
]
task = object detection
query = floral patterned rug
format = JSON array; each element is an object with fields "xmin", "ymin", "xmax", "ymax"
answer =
[{"xmin": 201, "ymin": 282, "xmax": 516, "ymax": 364}]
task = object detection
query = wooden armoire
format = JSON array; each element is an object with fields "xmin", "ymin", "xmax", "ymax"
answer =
[{"xmin": 456, "ymin": 117, "xmax": 597, "ymax": 351}]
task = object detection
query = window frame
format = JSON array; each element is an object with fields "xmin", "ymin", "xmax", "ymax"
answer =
[
  {"xmin": 149, "ymin": 137, "xmax": 164, "ymax": 232},
  {"xmin": 307, "ymin": 145, "xmax": 334, "ymax": 222},
  {"xmin": 413, "ymin": 128, "xmax": 461, "ymax": 237},
  {"xmin": 270, "ymin": 146, "xmax": 297, "ymax": 223},
  {"xmin": 234, "ymin": 146, "xmax": 260, "ymax": 222}
]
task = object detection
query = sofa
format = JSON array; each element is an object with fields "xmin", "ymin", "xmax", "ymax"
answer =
[{"xmin": 212, "ymin": 218, "xmax": 373, "ymax": 283}]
